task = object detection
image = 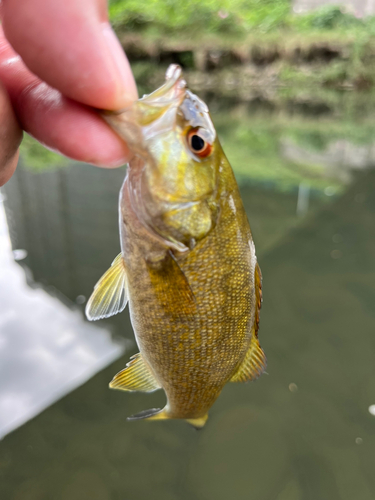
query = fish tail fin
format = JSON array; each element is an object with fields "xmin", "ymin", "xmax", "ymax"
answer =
[
  {"xmin": 186, "ymin": 414, "xmax": 209, "ymax": 430},
  {"xmin": 127, "ymin": 407, "xmax": 169, "ymax": 422},
  {"xmin": 127, "ymin": 408, "xmax": 209, "ymax": 429}
]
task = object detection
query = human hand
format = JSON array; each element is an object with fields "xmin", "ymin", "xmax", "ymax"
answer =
[{"xmin": 0, "ymin": 0, "xmax": 138, "ymax": 186}]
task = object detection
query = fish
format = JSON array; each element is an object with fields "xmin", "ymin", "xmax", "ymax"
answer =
[{"xmin": 85, "ymin": 65, "xmax": 266, "ymax": 429}]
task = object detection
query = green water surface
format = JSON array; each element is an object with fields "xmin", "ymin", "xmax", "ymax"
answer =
[{"xmin": 1, "ymin": 89, "xmax": 375, "ymax": 500}]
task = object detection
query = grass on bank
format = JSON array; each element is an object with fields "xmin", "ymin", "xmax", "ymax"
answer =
[
  {"xmin": 109, "ymin": 0, "xmax": 375, "ymax": 40},
  {"xmin": 109, "ymin": 1, "xmax": 375, "ymax": 91}
]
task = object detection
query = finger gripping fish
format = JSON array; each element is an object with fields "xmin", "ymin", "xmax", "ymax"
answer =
[{"xmin": 85, "ymin": 65, "xmax": 266, "ymax": 429}]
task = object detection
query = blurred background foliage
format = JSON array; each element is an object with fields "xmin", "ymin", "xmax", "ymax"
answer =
[
  {"xmin": 109, "ymin": 0, "xmax": 290, "ymax": 36},
  {"xmin": 4, "ymin": 5, "xmax": 375, "ymax": 499},
  {"xmin": 108, "ymin": 0, "xmax": 375, "ymax": 37},
  {"xmin": 19, "ymin": 0, "xmax": 375, "ymax": 196},
  {"xmin": 20, "ymin": 134, "xmax": 69, "ymax": 171}
]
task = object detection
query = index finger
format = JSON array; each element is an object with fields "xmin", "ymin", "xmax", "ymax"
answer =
[{"xmin": 1, "ymin": 0, "xmax": 138, "ymax": 110}]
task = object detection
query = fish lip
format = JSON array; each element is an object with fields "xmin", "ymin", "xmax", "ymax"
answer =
[
  {"xmin": 102, "ymin": 65, "xmax": 186, "ymax": 122},
  {"xmin": 102, "ymin": 64, "xmax": 215, "ymax": 154},
  {"xmin": 140, "ymin": 64, "xmax": 187, "ymax": 107},
  {"xmin": 102, "ymin": 65, "xmax": 188, "ymax": 154}
]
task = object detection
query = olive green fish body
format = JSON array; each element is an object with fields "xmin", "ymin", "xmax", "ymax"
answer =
[
  {"xmin": 86, "ymin": 65, "xmax": 266, "ymax": 428},
  {"xmin": 120, "ymin": 150, "xmax": 258, "ymax": 420}
]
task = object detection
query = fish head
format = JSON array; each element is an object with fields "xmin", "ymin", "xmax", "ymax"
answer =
[{"xmin": 104, "ymin": 65, "xmax": 221, "ymax": 252}]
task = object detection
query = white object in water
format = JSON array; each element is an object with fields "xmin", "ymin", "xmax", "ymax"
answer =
[{"xmin": 0, "ymin": 201, "xmax": 126, "ymax": 440}]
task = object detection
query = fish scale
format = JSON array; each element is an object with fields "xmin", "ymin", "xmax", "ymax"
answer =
[
  {"xmin": 86, "ymin": 65, "xmax": 266, "ymax": 428},
  {"xmin": 121, "ymin": 170, "xmax": 255, "ymax": 418}
]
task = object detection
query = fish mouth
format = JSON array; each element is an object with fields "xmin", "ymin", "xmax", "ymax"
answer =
[
  {"xmin": 101, "ymin": 65, "xmax": 215, "ymax": 156},
  {"xmin": 101, "ymin": 65, "xmax": 187, "ymax": 154},
  {"xmin": 140, "ymin": 64, "xmax": 187, "ymax": 110},
  {"xmin": 136, "ymin": 64, "xmax": 215, "ymax": 148}
]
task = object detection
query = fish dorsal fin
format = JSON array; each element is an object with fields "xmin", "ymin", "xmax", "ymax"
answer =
[
  {"xmin": 230, "ymin": 262, "xmax": 266, "ymax": 383},
  {"xmin": 85, "ymin": 254, "xmax": 128, "ymax": 321},
  {"xmin": 230, "ymin": 336, "xmax": 267, "ymax": 383},
  {"xmin": 109, "ymin": 353, "xmax": 161, "ymax": 392}
]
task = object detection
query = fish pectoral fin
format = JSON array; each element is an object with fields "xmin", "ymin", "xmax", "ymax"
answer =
[
  {"xmin": 147, "ymin": 250, "xmax": 197, "ymax": 319},
  {"xmin": 230, "ymin": 335, "xmax": 267, "ymax": 383},
  {"xmin": 85, "ymin": 253, "xmax": 128, "ymax": 321},
  {"xmin": 109, "ymin": 353, "xmax": 161, "ymax": 392}
]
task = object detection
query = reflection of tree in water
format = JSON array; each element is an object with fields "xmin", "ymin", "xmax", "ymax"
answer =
[
  {"xmin": 3, "ymin": 162, "xmax": 325, "ymax": 299},
  {"xmin": 3, "ymin": 162, "xmax": 123, "ymax": 303},
  {"xmin": 1, "ymin": 166, "xmax": 375, "ymax": 498},
  {"xmin": 258, "ymin": 169, "xmax": 375, "ymax": 499},
  {"xmin": 282, "ymin": 137, "xmax": 375, "ymax": 183}
]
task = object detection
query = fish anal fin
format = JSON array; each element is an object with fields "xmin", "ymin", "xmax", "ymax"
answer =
[
  {"xmin": 85, "ymin": 254, "xmax": 128, "ymax": 321},
  {"xmin": 109, "ymin": 353, "xmax": 161, "ymax": 392},
  {"xmin": 230, "ymin": 335, "xmax": 267, "ymax": 383}
]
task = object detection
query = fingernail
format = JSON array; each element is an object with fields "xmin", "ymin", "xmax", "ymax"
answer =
[
  {"xmin": 106, "ymin": 156, "xmax": 129, "ymax": 168},
  {"xmin": 101, "ymin": 23, "xmax": 138, "ymax": 107}
]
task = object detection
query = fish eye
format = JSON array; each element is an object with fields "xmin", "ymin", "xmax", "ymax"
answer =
[{"xmin": 187, "ymin": 128, "xmax": 213, "ymax": 158}]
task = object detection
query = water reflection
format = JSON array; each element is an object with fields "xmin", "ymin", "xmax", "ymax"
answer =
[
  {"xmin": 0, "ymin": 201, "xmax": 125, "ymax": 440},
  {"xmin": 1, "ymin": 97, "xmax": 375, "ymax": 499}
]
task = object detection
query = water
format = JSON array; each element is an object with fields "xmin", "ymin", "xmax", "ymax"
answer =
[{"xmin": 1, "ymin": 89, "xmax": 375, "ymax": 500}]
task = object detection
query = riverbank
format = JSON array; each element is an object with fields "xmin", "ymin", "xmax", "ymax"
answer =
[
  {"xmin": 119, "ymin": 30, "xmax": 375, "ymax": 94},
  {"xmin": 111, "ymin": 2, "xmax": 375, "ymax": 92},
  {"xmin": 18, "ymin": 2, "xmax": 375, "ymax": 189}
]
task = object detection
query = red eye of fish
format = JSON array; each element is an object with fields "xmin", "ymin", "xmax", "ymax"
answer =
[{"xmin": 187, "ymin": 129, "xmax": 212, "ymax": 158}]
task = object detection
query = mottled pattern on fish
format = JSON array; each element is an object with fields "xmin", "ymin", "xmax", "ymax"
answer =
[
  {"xmin": 86, "ymin": 65, "xmax": 266, "ymax": 427},
  {"xmin": 120, "ymin": 149, "xmax": 260, "ymax": 420}
]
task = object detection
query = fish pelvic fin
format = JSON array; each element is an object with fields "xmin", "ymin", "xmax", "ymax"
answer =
[
  {"xmin": 147, "ymin": 250, "xmax": 197, "ymax": 319},
  {"xmin": 109, "ymin": 353, "xmax": 161, "ymax": 392},
  {"xmin": 127, "ymin": 408, "xmax": 209, "ymax": 429},
  {"xmin": 85, "ymin": 253, "xmax": 128, "ymax": 321}
]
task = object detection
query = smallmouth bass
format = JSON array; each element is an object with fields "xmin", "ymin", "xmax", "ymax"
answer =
[{"xmin": 86, "ymin": 65, "xmax": 266, "ymax": 428}]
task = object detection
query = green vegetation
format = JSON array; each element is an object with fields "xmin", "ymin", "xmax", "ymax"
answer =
[
  {"xmin": 19, "ymin": 89, "xmax": 375, "ymax": 194},
  {"xmin": 109, "ymin": 0, "xmax": 375, "ymax": 39},
  {"xmin": 20, "ymin": 133, "xmax": 69, "ymax": 171},
  {"xmin": 109, "ymin": 1, "xmax": 375, "ymax": 92},
  {"xmin": 109, "ymin": 0, "xmax": 290, "ymax": 37},
  {"xmin": 215, "ymin": 113, "xmax": 340, "ymax": 192},
  {"xmin": 18, "ymin": 1, "xmax": 375, "ymax": 193},
  {"xmin": 210, "ymin": 87, "xmax": 375, "ymax": 192}
]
